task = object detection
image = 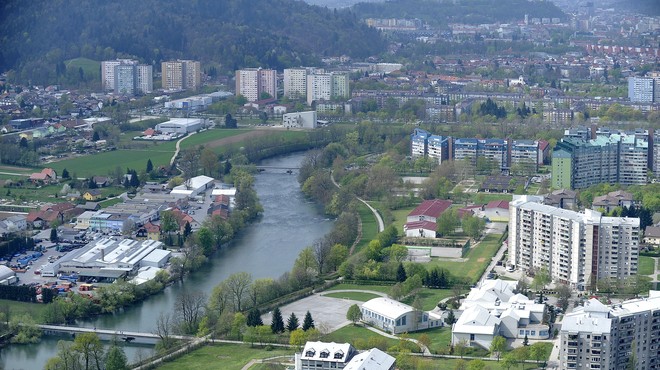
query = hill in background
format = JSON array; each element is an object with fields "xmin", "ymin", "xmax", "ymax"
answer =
[
  {"xmin": 352, "ymin": 0, "xmax": 566, "ymax": 26},
  {"xmin": 0, "ymin": 0, "xmax": 385, "ymax": 85}
]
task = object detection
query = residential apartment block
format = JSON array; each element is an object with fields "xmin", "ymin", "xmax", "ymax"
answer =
[
  {"xmin": 101, "ymin": 59, "xmax": 152, "ymax": 95},
  {"xmin": 628, "ymin": 76, "xmax": 656, "ymax": 103},
  {"xmin": 235, "ymin": 68, "xmax": 277, "ymax": 102},
  {"xmin": 283, "ymin": 68, "xmax": 312, "ymax": 99},
  {"xmin": 162, "ymin": 60, "xmax": 201, "ymax": 91},
  {"xmin": 509, "ymin": 195, "xmax": 640, "ymax": 290},
  {"xmin": 552, "ymin": 131, "xmax": 649, "ymax": 189},
  {"xmin": 307, "ymin": 72, "xmax": 350, "ymax": 105},
  {"xmin": 411, "ymin": 129, "xmax": 540, "ymax": 173},
  {"xmin": 560, "ymin": 292, "xmax": 660, "ymax": 370}
]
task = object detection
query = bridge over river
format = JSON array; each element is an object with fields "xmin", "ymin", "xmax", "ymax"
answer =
[{"xmin": 38, "ymin": 324, "xmax": 193, "ymax": 345}]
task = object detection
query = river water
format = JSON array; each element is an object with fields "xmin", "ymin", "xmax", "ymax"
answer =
[{"xmin": 0, "ymin": 152, "xmax": 334, "ymax": 369}]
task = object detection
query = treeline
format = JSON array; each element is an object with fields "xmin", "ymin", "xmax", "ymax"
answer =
[
  {"xmin": 353, "ymin": 0, "xmax": 565, "ymax": 26},
  {"xmin": 0, "ymin": 235, "xmax": 36, "ymax": 261},
  {"xmin": 0, "ymin": 285, "xmax": 37, "ymax": 302},
  {"xmin": 0, "ymin": 136, "xmax": 40, "ymax": 167},
  {"xmin": 1, "ymin": 0, "xmax": 385, "ymax": 86}
]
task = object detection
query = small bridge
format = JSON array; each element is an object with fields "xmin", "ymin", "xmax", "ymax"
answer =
[
  {"xmin": 254, "ymin": 165, "xmax": 299, "ymax": 174},
  {"xmin": 38, "ymin": 324, "xmax": 194, "ymax": 345}
]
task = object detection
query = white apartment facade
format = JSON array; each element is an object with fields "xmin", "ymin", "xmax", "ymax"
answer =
[
  {"xmin": 162, "ymin": 60, "xmax": 200, "ymax": 91},
  {"xmin": 307, "ymin": 73, "xmax": 333, "ymax": 105},
  {"xmin": 284, "ymin": 68, "xmax": 314, "ymax": 99},
  {"xmin": 136, "ymin": 64, "xmax": 153, "ymax": 94},
  {"xmin": 509, "ymin": 196, "xmax": 640, "ymax": 290},
  {"xmin": 560, "ymin": 292, "xmax": 660, "ymax": 370},
  {"xmin": 235, "ymin": 68, "xmax": 277, "ymax": 102}
]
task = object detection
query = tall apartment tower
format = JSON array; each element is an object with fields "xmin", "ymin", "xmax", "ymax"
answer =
[
  {"xmin": 162, "ymin": 60, "xmax": 201, "ymax": 91},
  {"xmin": 101, "ymin": 60, "xmax": 122, "ymax": 91},
  {"xmin": 509, "ymin": 196, "xmax": 640, "ymax": 290},
  {"xmin": 410, "ymin": 128, "xmax": 429, "ymax": 158},
  {"xmin": 283, "ymin": 68, "xmax": 310, "ymax": 99},
  {"xmin": 560, "ymin": 293, "xmax": 660, "ymax": 370},
  {"xmin": 552, "ymin": 133, "xmax": 649, "ymax": 189},
  {"xmin": 235, "ymin": 68, "xmax": 277, "ymax": 102},
  {"xmin": 114, "ymin": 65, "xmax": 136, "ymax": 95},
  {"xmin": 628, "ymin": 76, "xmax": 655, "ymax": 103},
  {"xmin": 306, "ymin": 72, "xmax": 350, "ymax": 105},
  {"xmin": 136, "ymin": 65, "xmax": 153, "ymax": 94}
]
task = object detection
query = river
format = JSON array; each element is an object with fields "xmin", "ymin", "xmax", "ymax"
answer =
[{"xmin": 0, "ymin": 151, "xmax": 334, "ymax": 370}]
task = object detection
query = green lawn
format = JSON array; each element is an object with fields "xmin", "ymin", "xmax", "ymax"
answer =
[
  {"xmin": 156, "ymin": 344, "xmax": 294, "ymax": 370},
  {"xmin": 322, "ymin": 292, "xmax": 382, "ymax": 301},
  {"xmin": 392, "ymin": 206, "xmax": 415, "ymax": 235},
  {"xmin": 427, "ymin": 233, "xmax": 503, "ymax": 284},
  {"xmin": 320, "ymin": 325, "xmax": 406, "ymax": 350},
  {"xmin": 48, "ymin": 149, "xmax": 175, "ymax": 178},
  {"xmin": 401, "ymin": 288, "xmax": 456, "ymax": 311},
  {"xmin": 179, "ymin": 128, "xmax": 252, "ymax": 150},
  {"xmin": 0, "ymin": 299, "xmax": 49, "ymax": 322},
  {"xmin": 406, "ymin": 326, "xmax": 453, "ymax": 353},
  {"xmin": 326, "ymin": 283, "xmax": 392, "ymax": 294},
  {"xmin": 410, "ymin": 358, "xmax": 543, "ymax": 370},
  {"xmin": 639, "ymin": 256, "xmax": 656, "ymax": 275},
  {"xmin": 353, "ymin": 202, "xmax": 379, "ymax": 253},
  {"xmin": 65, "ymin": 57, "xmax": 101, "ymax": 81}
]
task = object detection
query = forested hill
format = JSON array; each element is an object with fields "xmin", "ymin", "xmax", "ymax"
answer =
[
  {"xmin": 0, "ymin": 0, "xmax": 385, "ymax": 83},
  {"xmin": 615, "ymin": 0, "xmax": 660, "ymax": 16},
  {"xmin": 352, "ymin": 0, "xmax": 566, "ymax": 26}
]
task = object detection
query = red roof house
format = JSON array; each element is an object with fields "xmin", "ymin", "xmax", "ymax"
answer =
[{"xmin": 406, "ymin": 199, "xmax": 452, "ymax": 223}]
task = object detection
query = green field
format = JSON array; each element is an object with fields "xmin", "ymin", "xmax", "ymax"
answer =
[
  {"xmin": 427, "ymin": 233, "xmax": 503, "ymax": 284},
  {"xmin": 48, "ymin": 149, "xmax": 175, "ymax": 178},
  {"xmin": 406, "ymin": 326, "xmax": 453, "ymax": 353},
  {"xmin": 65, "ymin": 58, "xmax": 101, "ymax": 81},
  {"xmin": 322, "ymin": 292, "xmax": 382, "ymax": 301},
  {"xmin": 401, "ymin": 288, "xmax": 457, "ymax": 311},
  {"xmin": 155, "ymin": 344, "xmax": 294, "ymax": 370},
  {"xmin": 320, "ymin": 325, "xmax": 406, "ymax": 350},
  {"xmin": 639, "ymin": 256, "xmax": 656, "ymax": 275},
  {"xmin": 392, "ymin": 206, "xmax": 415, "ymax": 234},
  {"xmin": 179, "ymin": 128, "xmax": 252, "ymax": 150},
  {"xmin": 353, "ymin": 202, "xmax": 379, "ymax": 253},
  {"xmin": 0, "ymin": 299, "xmax": 49, "ymax": 322}
]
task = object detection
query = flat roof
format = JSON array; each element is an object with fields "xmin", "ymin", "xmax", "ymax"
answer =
[{"xmin": 361, "ymin": 297, "xmax": 414, "ymax": 320}]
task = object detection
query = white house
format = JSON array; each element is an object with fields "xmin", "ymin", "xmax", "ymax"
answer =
[
  {"xmin": 403, "ymin": 220, "xmax": 436, "ymax": 238},
  {"xmin": 360, "ymin": 297, "xmax": 443, "ymax": 334},
  {"xmin": 296, "ymin": 341, "xmax": 358, "ymax": 370},
  {"xmin": 452, "ymin": 279, "xmax": 549, "ymax": 349},
  {"xmin": 343, "ymin": 348, "xmax": 395, "ymax": 370}
]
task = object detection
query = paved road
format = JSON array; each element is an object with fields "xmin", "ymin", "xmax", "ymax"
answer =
[
  {"xmin": 170, "ymin": 132, "xmax": 196, "ymax": 165},
  {"xmin": 329, "ymin": 170, "xmax": 384, "ymax": 233}
]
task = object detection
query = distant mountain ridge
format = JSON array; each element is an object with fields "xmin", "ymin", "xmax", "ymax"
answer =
[
  {"xmin": 0, "ymin": 0, "xmax": 385, "ymax": 84},
  {"xmin": 615, "ymin": 0, "xmax": 660, "ymax": 16}
]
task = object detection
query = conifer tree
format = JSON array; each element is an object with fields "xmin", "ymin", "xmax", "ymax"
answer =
[
  {"xmin": 286, "ymin": 312, "xmax": 299, "ymax": 332},
  {"xmin": 271, "ymin": 307, "xmax": 285, "ymax": 334},
  {"xmin": 302, "ymin": 311, "xmax": 315, "ymax": 331}
]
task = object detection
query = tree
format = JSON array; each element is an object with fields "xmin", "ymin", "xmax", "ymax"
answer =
[
  {"xmin": 174, "ymin": 291, "xmax": 206, "ymax": 335},
  {"xmin": 160, "ymin": 211, "xmax": 178, "ymax": 246},
  {"xmin": 225, "ymin": 113, "xmax": 238, "ymax": 128},
  {"xmin": 396, "ymin": 262, "xmax": 407, "ymax": 282},
  {"xmin": 532, "ymin": 267, "xmax": 551, "ymax": 291},
  {"xmin": 530, "ymin": 342, "xmax": 550, "ymax": 366},
  {"xmin": 445, "ymin": 310, "xmax": 457, "ymax": 325},
  {"xmin": 183, "ymin": 221, "xmax": 192, "ymax": 241},
  {"xmin": 289, "ymin": 328, "xmax": 307, "ymax": 349},
  {"xmin": 346, "ymin": 304, "xmax": 363, "ymax": 325},
  {"xmin": 501, "ymin": 353, "xmax": 517, "ymax": 370},
  {"xmin": 286, "ymin": 312, "xmax": 299, "ymax": 332},
  {"xmin": 62, "ymin": 168, "xmax": 70, "ymax": 179},
  {"xmin": 200, "ymin": 148, "xmax": 218, "ymax": 176},
  {"xmin": 454, "ymin": 339, "xmax": 468, "ymax": 358},
  {"xmin": 92, "ymin": 131, "xmax": 100, "ymax": 141},
  {"xmin": 437, "ymin": 209, "xmax": 459, "ymax": 236},
  {"xmin": 105, "ymin": 344, "xmax": 129, "ymax": 370},
  {"xmin": 225, "ymin": 272, "xmax": 252, "ymax": 312},
  {"xmin": 327, "ymin": 244, "xmax": 348, "ymax": 272},
  {"xmin": 389, "ymin": 244, "xmax": 409, "ymax": 263},
  {"xmin": 523, "ymin": 334, "xmax": 529, "ymax": 346},
  {"xmin": 270, "ymin": 307, "xmax": 285, "ymax": 334},
  {"xmin": 462, "ymin": 215, "xmax": 486, "ymax": 239},
  {"xmin": 490, "ymin": 335, "xmax": 506, "ymax": 361},
  {"xmin": 556, "ymin": 283, "xmax": 572, "ymax": 312},
  {"xmin": 313, "ymin": 238, "xmax": 332, "ymax": 274},
  {"xmin": 50, "ymin": 227, "xmax": 58, "ymax": 242},
  {"xmin": 302, "ymin": 311, "xmax": 315, "ymax": 331},
  {"xmin": 72, "ymin": 332, "xmax": 104, "ymax": 370},
  {"xmin": 146, "ymin": 159, "xmax": 153, "ymax": 173},
  {"xmin": 247, "ymin": 308, "xmax": 263, "ymax": 327}
]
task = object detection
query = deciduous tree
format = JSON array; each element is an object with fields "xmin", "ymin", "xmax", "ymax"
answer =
[{"xmin": 346, "ymin": 304, "xmax": 362, "ymax": 325}]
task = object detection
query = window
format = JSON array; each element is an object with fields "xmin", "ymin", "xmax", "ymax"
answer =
[
  {"xmin": 319, "ymin": 351, "xmax": 329, "ymax": 359},
  {"xmin": 401, "ymin": 316, "xmax": 407, "ymax": 326},
  {"xmin": 305, "ymin": 350, "xmax": 315, "ymax": 357},
  {"xmin": 333, "ymin": 351, "xmax": 344, "ymax": 359},
  {"xmin": 470, "ymin": 334, "xmax": 475, "ymax": 340}
]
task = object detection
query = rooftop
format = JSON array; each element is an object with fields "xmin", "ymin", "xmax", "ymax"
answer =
[
  {"xmin": 408, "ymin": 199, "xmax": 452, "ymax": 218},
  {"xmin": 361, "ymin": 297, "xmax": 415, "ymax": 320}
]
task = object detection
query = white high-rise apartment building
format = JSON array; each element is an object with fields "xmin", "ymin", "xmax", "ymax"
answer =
[
  {"xmin": 136, "ymin": 65, "xmax": 153, "ymax": 94},
  {"xmin": 307, "ymin": 73, "xmax": 333, "ymax": 105},
  {"xmin": 101, "ymin": 59, "xmax": 138, "ymax": 92},
  {"xmin": 509, "ymin": 196, "xmax": 639, "ymax": 290},
  {"xmin": 183, "ymin": 60, "xmax": 201, "ymax": 90},
  {"xmin": 235, "ymin": 68, "xmax": 277, "ymax": 102},
  {"xmin": 114, "ymin": 65, "xmax": 136, "ymax": 95},
  {"xmin": 560, "ymin": 292, "xmax": 660, "ymax": 370},
  {"xmin": 628, "ymin": 76, "xmax": 655, "ymax": 102},
  {"xmin": 283, "ymin": 68, "xmax": 310, "ymax": 99},
  {"xmin": 331, "ymin": 73, "xmax": 350, "ymax": 100}
]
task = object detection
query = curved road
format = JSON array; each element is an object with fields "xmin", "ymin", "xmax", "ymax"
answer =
[
  {"xmin": 330, "ymin": 170, "xmax": 384, "ymax": 233},
  {"xmin": 170, "ymin": 132, "xmax": 196, "ymax": 165}
]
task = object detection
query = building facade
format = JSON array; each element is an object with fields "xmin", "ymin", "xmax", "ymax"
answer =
[
  {"xmin": 628, "ymin": 76, "xmax": 655, "ymax": 103},
  {"xmin": 559, "ymin": 293, "xmax": 660, "ymax": 370},
  {"xmin": 162, "ymin": 60, "xmax": 201, "ymax": 91},
  {"xmin": 102, "ymin": 59, "xmax": 151, "ymax": 95},
  {"xmin": 552, "ymin": 132, "xmax": 650, "ymax": 189},
  {"xmin": 509, "ymin": 196, "xmax": 640, "ymax": 290},
  {"xmin": 235, "ymin": 68, "xmax": 277, "ymax": 102},
  {"xmin": 306, "ymin": 72, "xmax": 350, "ymax": 105},
  {"xmin": 284, "ymin": 68, "xmax": 310, "ymax": 99},
  {"xmin": 427, "ymin": 135, "xmax": 450, "ymax": 164}
]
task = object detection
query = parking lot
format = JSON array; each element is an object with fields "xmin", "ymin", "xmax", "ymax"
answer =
[{"xmin": 261, "ymin": 293, "xmax": 361, "ymax": 333}]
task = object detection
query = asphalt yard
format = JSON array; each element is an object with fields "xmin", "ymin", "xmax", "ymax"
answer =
[{"xmin": 261, "ymin": 293, "xmax": 360, "ymax": 333}]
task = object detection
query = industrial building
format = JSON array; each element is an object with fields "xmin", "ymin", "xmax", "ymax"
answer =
[
  {"xmin": 155, "ymin": 118, "xmax": 204, "ymax": 135},
  {"xmin": 50, "ymin": 238, "xmax": 168, "ymax": 280}
]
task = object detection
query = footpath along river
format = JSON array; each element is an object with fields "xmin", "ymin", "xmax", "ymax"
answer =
[{"xmin": 0, "ymin": 151, "xmax": 335, "ymax": 369}]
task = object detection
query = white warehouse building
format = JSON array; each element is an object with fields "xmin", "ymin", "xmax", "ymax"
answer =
[{"xmin": 155, "ymin": 118, "xmax": 203, "ymax": 134}]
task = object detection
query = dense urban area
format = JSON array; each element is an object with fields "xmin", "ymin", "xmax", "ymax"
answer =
[{"xmin": 0, "ymin": 0, "xmax": 659, "ymax": 369}]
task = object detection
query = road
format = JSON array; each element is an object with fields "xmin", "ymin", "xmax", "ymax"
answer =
[
  {"xmin": 329, "ymin": 170, "xmax": 384, "ymax": 233},
  {"xmin": 170, "ymin": 132, "xmax": 196, "ymax": 165}
]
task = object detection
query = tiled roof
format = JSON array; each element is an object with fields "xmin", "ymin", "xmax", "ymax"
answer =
[{"xmin": 408, "ymin": 199, "xmax": 452, "ymax": 218}]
